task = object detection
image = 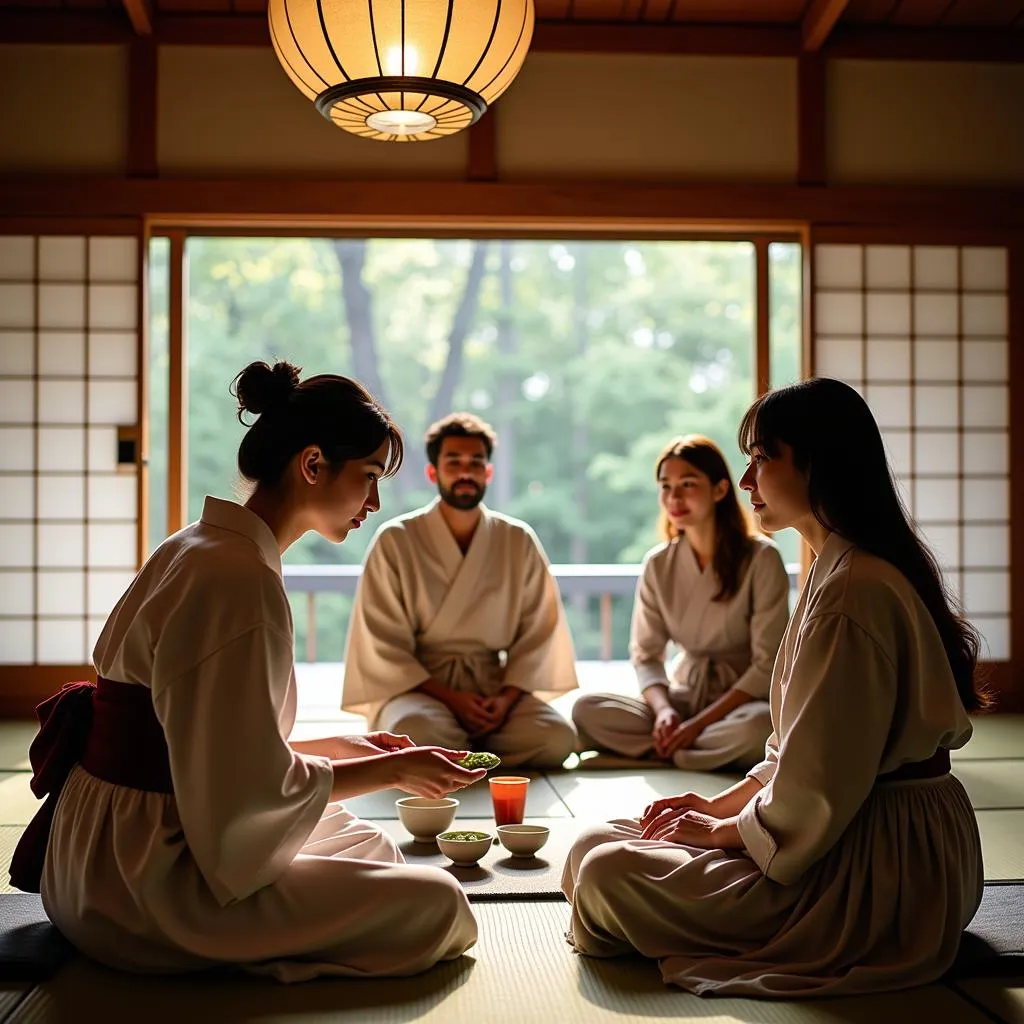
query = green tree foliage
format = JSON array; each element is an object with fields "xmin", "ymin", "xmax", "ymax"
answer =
[{"xmin": 150, "ymin": 237, "xmax": 802, "ymax": 660}]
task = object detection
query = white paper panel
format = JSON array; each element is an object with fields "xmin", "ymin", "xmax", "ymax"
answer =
[
  {"xmin": 38, "ymin": 331, "xmax": 86, "ymax": 377},
  {"xmin": 36, "ymin": 523, "xmax": 84, "ymax": 567},
  {"xmin": 915, "ymin": 385, "xmax": 959, "ymax": 429},
  {"xmin": 87, "ymin": 570, "xmax": 133, "ymax": 617},
  {"xmin": 962, "ymin": 432, "xmax": 1008, "ymax": 475},
  {"xmin": 975, "ymin": 616, "xmax": 1010, "ymax": 661},
  {"xmin": 963, "ymin": 570, "xmax": 1009, "ymax": 616},
  {"xmin": 88, "ymin": 381, "xmax": 136, "ymax": 425},
  {"xmin": 37, "ymin": 570, "xmax": 84, "ymax": 616},
  {"xmin": 0, "ymin": 380, "xmax": 33, "ymax": 423},
  {"xmin": 88, "ymin": 473, "xmax": 137, "ymax": 520},
  {"xmin": 962, "ymin": 295, "xmax": 1008, "ymax": 336},
  {"xmin": 87, "ymin": 426, "xmax": 118, "ymax": 472},
  {"xmin": 961, "ymin": 247, "xmax": 1007, "ymax": 292},
  {"xmin": 962, "ymin": 339, "xmax": 1007, "ymax": 382},
  {"xmin": 37, "ymin": 475, "xmax": 85, "ymax": 521},
  {"xmin": 38, "ymin": 284, "xmax": 85, "ymax": 330},
  {"xmin": 38, "ymin": 380, "xmax": 86, "ymax": 424},
  {"xmin": 815, "ymin": 337, "xmax": 862, "ymax": 380},
  {"xmin": 0, "ymin": 524, "xmax": 33, "ymax": 567},
  {"xmin": 865, "ymin": 384, "xmax": 912, "ymax": 429},
  {"xmin": 913, "ymin": 293, "xmax": 958, "ymax": 337},
  {"xmin": 920, "ymin": 524, "xmax": 959, "ymax": 569},
  {"xmin": 89, "ymin": 238, "xmax": 138, "ymax": 282},
  {"xmin": 89, "ymin": 331, "xmax": 137, "ymax": 378},
  {"xmin": 963, "ymin": 478, "xmax": 1009, "ymax": 521},
  {"xmin": 38, "ymin": 237, "xmax": 86, "ymax": 281},
  {"xmin": 913, "ymin": 246, "xmax": 958, "ymax": 289},
  {"xmin": 865, "ymin": 246, "xmax": 910, "ymax": 289},
  {"xmin": 38, "ymin": 427, "xmax": 85, "ymax": 472},
  {"xmin": 87, "ymin": 617, "xmax": 106, "ymax": 654},
  {"xmin": 893, "ymin": 474, "xmax": 912, "ymax": 508},
  {"xmin": 866, "ymin": 338, "xmax": 910, "ymax": 380},
  {"xmin": 0, "ymin": 428, "xmax": 35, "ymax": 471},
  {"xmin": 0, "ymin": 237, "xmax": 34, "ymax": 280},
  {"xmin": 36, "ymin": 618, "xmax": 86, "ymax": 664},
  {"xmin": 963, "ymin": 386, "xmax": 1008, "ymax": 430},
  {"xmin": 963, "ymin": 525, "xmax": 1009, "ymax": 568},
  {"xmin": 88, "ymin": 285, "xmax": 137, "ymax": 330},
  {"xmin": 0, "ymin": 619, "xmax": 34, "ymax": 663},
  {"xmin": 0, "ymin": 475, "xmax": 33, "ymax": 519},
  {"xmin": 882, "ymin": 430, "xmax": 912, "ymax": 476},
  {"xmin": 0, "ymin": 284, "xmax": 34, "ymax": 328},
  {"xmin": 816, "ymin": 245, "xmax": 862, "ymax": 288},
  {"xmin": 913, "ymin": 478, "xmax": 959, "ymax": 522},
  {"xmin": 0, "ymin": 331, "xmax": 35, "ymax": 376},
  {"xmin": 87, "ymin": 522, "xmax": 136, "ymax": 568},
  {"xmin": 914, "ymin": 431, "xmax": 959, "ymax": 475},
  {"xmin": 815, "ymin": 292, "xmax": 862, "ymax": 335},
  {"xmin": 913, "ymin": 339, "xmax": 958, "ymax": 382},
  {"xmin": 0, "ymin": 572, "xmax": 33, "ymax": 616},
  {"xmin": 866, "ymin": 293, "xmax": 911, "ymax": 335}
]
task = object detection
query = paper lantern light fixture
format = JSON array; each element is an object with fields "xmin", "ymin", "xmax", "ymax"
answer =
[{"xmin": 268, "ymin": 0, "xmax": 535, "ymax": 142}]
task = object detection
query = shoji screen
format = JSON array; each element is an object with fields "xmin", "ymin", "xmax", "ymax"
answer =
[
  {"xmin": 814, "ymin": 243, "xmax": 1010, "ymax": 661},
  {"xmin": 0, "ymin": 233, "xmax": 141, "ymax": 667}
]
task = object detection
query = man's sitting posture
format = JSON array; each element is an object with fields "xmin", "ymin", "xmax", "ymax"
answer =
[{"xmin": 342, "ymin": 413, "xmax": 579, "ymax": 769}]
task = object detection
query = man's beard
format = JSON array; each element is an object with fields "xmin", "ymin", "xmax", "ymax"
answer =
[{"xmin": 438, "ymin": 480, "xmax": 486, "ymax": 510}]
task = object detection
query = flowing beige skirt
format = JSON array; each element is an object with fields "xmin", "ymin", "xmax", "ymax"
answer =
[{"xmin": 562, "ymin": 773, "xmax": 983, "ymax": 997}]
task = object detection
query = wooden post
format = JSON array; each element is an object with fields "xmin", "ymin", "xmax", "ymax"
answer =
[
  {"xmin": 167, "ymin": 230, "xmax": 188, "ymax": 536},
  {"xmin": 600, "ymin": 593, "xmax": 613, "ymax": 662}
]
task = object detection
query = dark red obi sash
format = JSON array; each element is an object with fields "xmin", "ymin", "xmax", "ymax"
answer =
[
  {"xmin": 9, "ymin": 678, "xmax": 173, "ymax": 894},
  {"xmin": 879, "ymin": 746, "xmax": 951, "ymax": 783}
]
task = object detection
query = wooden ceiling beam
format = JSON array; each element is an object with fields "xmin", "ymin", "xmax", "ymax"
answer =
[
  {"xmin": 122, "ymin": 0, "xmax": 154, "ymax": 36},
  {"xmin": 0, "ymin": 11, "xmax": 1021, "ymax": 62},
  {"xmin": 802, "ymin": 0, "xmax": 851, "ymax": 51}
]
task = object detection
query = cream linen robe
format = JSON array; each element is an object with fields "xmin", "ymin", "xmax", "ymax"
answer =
[
  {"xmin": 41, "ymin": 497, "xmax": 477, "ymax": 982},
  {"xmin": 342, "ymin": 500, "xmax": 579, "ymax": 768},
  {"xmin": 573, "ymin": 536, "xmax": 790, "ymax": 770},
  {"xmin": 563, "ymin": 533, "xmax": 983, "ymax": 998}
]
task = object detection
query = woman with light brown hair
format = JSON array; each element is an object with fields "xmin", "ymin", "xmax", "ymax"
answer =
[{"xmin": 572, "ymin": 434, "xmax": 790, "ymax": 771}]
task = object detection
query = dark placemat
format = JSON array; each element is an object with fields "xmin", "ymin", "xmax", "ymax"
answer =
[{"xmin": 344, "ymin": 772, "xmax": 570, "ymax": 820}]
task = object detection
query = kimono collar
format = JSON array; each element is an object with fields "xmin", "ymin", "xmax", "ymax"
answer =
[
  {"xmin": 200, "ymin": 496, "xmax": 283, "ymax": 577},
  {"xmin": 807, "ymin": 531, "xmax": 856, "ymax": 591}
]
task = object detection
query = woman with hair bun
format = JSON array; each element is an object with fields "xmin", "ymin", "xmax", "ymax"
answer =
[{"xmin": 15, "ymin": 360, "xmax": 483, "ymax": 981}]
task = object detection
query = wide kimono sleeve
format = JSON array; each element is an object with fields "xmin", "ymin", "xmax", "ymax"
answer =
[
  {"xmin": 341, "ymin": 531, "xmax": 432, "ymax": 714},
  {"xmin": 628, "ymin": 556, "xmax": 671, "ymax": 692},
  {"xmin": 155, "ymin": 622, "xmax": 333, "ymax": 905},
  {"xmin": 502, "ymin": 529, "xmax": 577, "ymax": 695},
  {"xmin": 736, "ymin": 611, "xmax": 896, "ymax": 885},
  {"xmin": 732, "ymin": 546, "xmax": 791, "ymax": 700}
]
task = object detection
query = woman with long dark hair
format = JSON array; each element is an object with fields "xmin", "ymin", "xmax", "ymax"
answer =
[
  {"xmin": 573, "ymin": 435, "xmax": 789, "ymax": 771},
  {"xmin": 16, "ymin": 361, "xmax": 483, "ymax": 981},
  {"xmin": 562, "ymin": 379, "xmax": 984, "ymax": 997}
]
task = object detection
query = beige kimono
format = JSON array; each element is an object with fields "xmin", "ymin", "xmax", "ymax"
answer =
[
  {"xmin": 573, "ymin": 535, "xmax": 790, "ymax": 770},
  {"xmin": 563, "ymin": 533, "xmax": 983, "ymax": 998},
  {"xmin": 42, "ymin": 497, "xmax": 477, "ymax": 982},
  {"xmin": 342, "ymin": 500, "xmax": 579, "ymax": 768}
]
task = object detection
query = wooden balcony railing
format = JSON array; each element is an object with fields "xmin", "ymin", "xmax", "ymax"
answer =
[{"xmin": 282, "ymin": 563, "xmax": 802, "ymax": 664}]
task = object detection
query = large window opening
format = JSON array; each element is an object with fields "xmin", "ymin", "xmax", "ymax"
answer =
[{"xmin": 149, "ymin": 235, "xmax": 803, "ymax": 664}]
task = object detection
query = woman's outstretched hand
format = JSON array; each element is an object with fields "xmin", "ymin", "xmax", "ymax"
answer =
[
  {"xmin": 388, "ymin": 747, "xmax": 486, "ymax": 799},
  {"xmin": 639, "ymin": 791, "xmax": 713, "ymax": 830}
]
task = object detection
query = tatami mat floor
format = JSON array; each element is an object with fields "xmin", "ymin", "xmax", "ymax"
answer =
[{"xmin": 0, "ymin": 670, "xmax": 1020, "ymax": 1023}]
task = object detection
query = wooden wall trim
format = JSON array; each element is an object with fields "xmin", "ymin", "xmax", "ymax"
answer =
[
  {"xmin": 0, "ymin": 667, "xmax": 96, "ymax": 719},
  {"xmin": 797, "ymin": 54, "xmax": 826, "ymax": 187},
  {"xmin": 755, "ymin": 237, "xmax": 771, "ymax": 396},
  {"xmin": 1009, "ymin": 238, "xmax": 1024, "ymax": 711},
  {"xmin": 2, "ymin": 179, "xmax": 1023, "ymax": 232},
  {"xmin": 467, "ymin": 108, "xmax": 498, "ymax": 183},
  {"xmin": 167, "ymin": 230, "xmax": 187, "ymax": 537},
  {"xmin": 127, "ymin": 37, "xmax": 158, "ymax": 179}
]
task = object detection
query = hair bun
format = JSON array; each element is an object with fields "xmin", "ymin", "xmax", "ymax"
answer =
[{"xmin": 232, "ymin": 360, "xmax": 301, "ymax": 417}]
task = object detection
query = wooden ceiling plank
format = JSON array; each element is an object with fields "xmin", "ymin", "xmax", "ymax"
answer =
[
  {"xmin": 568, "ymin": 0, "xmax": 629, "ymax": 19},
  {"xmin": 941, "ymin": 0, "xmax": 1024, "ymax": 27},
  {"xmin": 121, "ymin": 0, "xmax": 152, "ymax": 33},
  {"xmin": 841, "ymin": 0, "xmax": 901, "ymax": 21},
  {"xmin": 888, "ymin": 0, "xmax": 947, "ymax": 26},
  {"xmin": 669, "ymin": 0, "xmax": 805, "ymax": 21},
  {"xmin": 803, "ymin": 0, "xmax": 852, "ymax": 48}
]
